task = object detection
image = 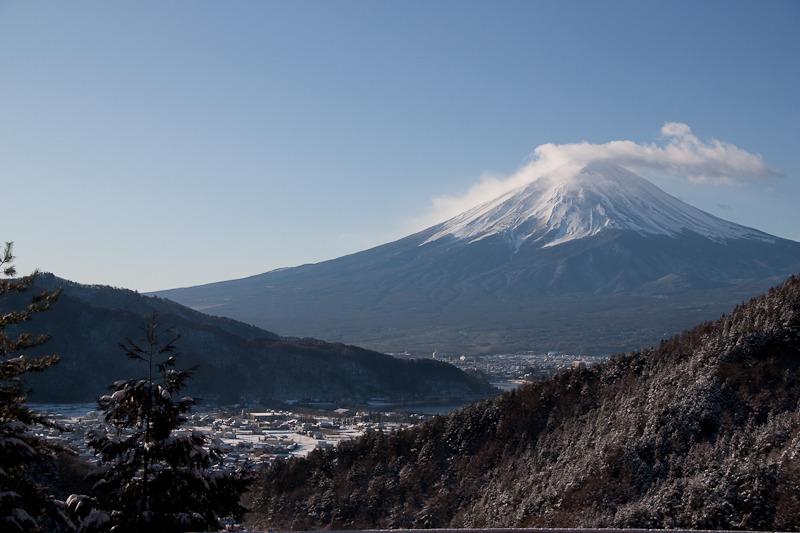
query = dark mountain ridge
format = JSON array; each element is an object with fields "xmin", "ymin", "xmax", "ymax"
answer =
[
  {"xmin": 7, "ymin": 274, "xmax": 496, "ymax": 406},
  {"xmin": 253, "ymin": 273, "xmax": 800, "ymax": 530},
  {"xmin": 152, "ymin": 163, "xmax": 800, "ymax": 356}
]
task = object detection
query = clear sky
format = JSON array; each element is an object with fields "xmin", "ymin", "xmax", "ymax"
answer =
[{"xmin": 2, "ymin": 1, "xmax": 798, "ymax": 292}]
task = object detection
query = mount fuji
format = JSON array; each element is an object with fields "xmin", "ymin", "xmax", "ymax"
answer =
[{"xmin": 151, "ymin": 162, "xmax": 800, "ymax": 356}]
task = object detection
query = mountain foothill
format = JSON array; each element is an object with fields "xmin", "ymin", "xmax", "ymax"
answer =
[{"xmin": 11, "ymin": 274, "xmax": 495, "ymax": 407}]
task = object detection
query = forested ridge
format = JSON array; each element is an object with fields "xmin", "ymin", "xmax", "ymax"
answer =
[
  {"xmin": 7, "ymin": 274, "xmax": 495, "ymax": 405},
  {"xmin": 253, "ymin": 274, "xmax": 800, "ymax": 531}
]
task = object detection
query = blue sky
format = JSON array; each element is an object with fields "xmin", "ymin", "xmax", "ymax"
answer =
[{"xmin": 2, "ymin": 1, "xmax": 798, "ymax": 292}]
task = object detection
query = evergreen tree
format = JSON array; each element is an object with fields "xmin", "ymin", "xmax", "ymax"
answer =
[
  {"xmin": 0, "ymin": 242, "xmax": 63, "ymax": 532},
  {"xmin": 68, "ymin": 312, "xmax": 253, "ymax": 532}
]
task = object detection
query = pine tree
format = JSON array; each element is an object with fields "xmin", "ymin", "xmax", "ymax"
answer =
[
  {"xmin": 0, "ymin": 242, "xmax": 63, "ymax": 532},
  {"xmin": 68, "ymin": 312, "xmax": 253, "ymax": 532}
]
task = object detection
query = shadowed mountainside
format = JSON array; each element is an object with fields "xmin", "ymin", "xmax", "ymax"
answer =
[{"xmin": 7, "ymin": 274, "xmax": 496, "ymax": 406}]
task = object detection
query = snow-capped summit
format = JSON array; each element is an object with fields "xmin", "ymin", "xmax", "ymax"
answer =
[{"xmin": 424, "ymin": 161, "xmax": 773, "ymax": 250}]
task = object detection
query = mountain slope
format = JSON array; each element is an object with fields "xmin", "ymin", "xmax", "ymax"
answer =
[
  {"xmin": 252, "ymin": 274, "xmax": 800, "ymax": 530},
  {"xmin": 152, "ymin": 163, "xmax": 800, "ymax": 356},
  {"xmin": 6, "ymin": 275, "xmax": 496, "ymax": 406}
]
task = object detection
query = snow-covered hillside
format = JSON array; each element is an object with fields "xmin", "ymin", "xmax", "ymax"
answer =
[{"xmin": 424, "ymin": 161, "xmax": 773, "ymax": 250}]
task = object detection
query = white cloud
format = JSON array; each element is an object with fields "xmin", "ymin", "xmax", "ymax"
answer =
[{"xmin": 422, "ymin": 122, "xmax": 779, "ymax": 225}]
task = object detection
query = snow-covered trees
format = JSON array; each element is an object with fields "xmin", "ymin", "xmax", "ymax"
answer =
[
  {"xmin": 254, "ymin": 274, "xmax": 800, "ymax": 531},
  {"xmin": 0, "ymin": 242, "xmax": 63, "ymax": 532},
  {"xmin": 68, "ymin": 313, "xmax": 253, "ymax": 532}
]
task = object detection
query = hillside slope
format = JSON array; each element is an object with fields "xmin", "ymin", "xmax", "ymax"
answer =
[
  {"xmin": 254, "ymin": 274, "xmax": 800, "ymax": 530},
  {"xmin": 6, "ymin": 275, "xmax": 496, "ymax": 406}
]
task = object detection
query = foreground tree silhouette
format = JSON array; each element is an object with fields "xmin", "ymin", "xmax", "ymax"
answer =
[
  {"xmin": 68, "ymin": 313, "xmax": 253, "ymax": 532},
  {"xmin": 0, "ymin": 242, "xmax": 63, "ymax": 532}
]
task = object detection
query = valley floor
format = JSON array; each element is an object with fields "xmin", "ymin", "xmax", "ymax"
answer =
[{"xmin": 30, "ymin": 403, "xmax": 424, "ymax": 470}]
